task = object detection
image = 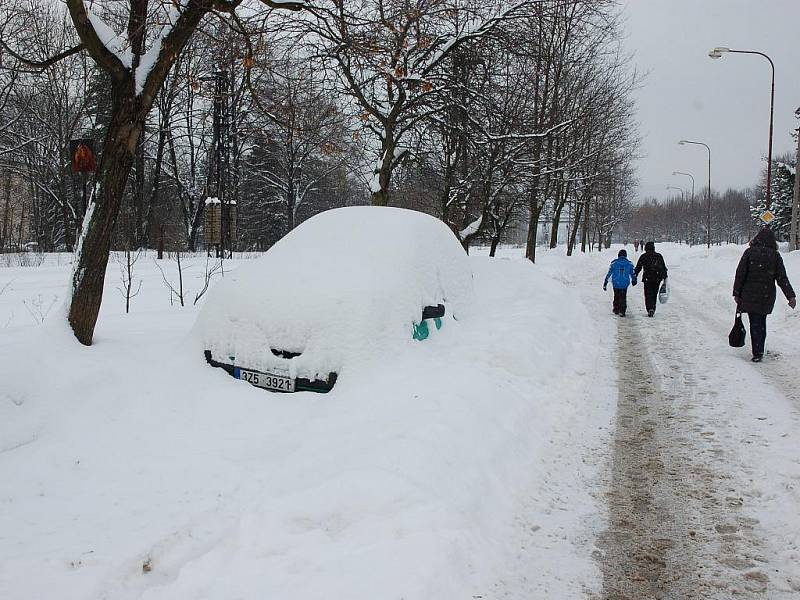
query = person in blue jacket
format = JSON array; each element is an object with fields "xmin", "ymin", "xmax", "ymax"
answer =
[{"xmin": 603, "ymin": 249, "xmax": 637, "ymax": 317}]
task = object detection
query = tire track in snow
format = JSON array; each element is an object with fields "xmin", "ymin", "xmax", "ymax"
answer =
[
  {"xmin": 594, "ymin": 314, "xmax": 699, "ymax": 599},
  {"xmin": 594, "ymin": 293, "xmax": 794, "ymax": 599}
]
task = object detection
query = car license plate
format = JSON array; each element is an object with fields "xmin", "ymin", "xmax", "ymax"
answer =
[{"xmin": 235, "ymin": 367, "xmax": 295, "ymax": 392}]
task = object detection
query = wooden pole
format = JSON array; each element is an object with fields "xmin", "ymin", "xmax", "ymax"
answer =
[{"xmin": 790, "ymin": 124, "xmax": 800, "ymax": 251}]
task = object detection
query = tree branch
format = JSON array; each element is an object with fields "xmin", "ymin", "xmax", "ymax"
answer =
[{"xmin": 0, "ymin": 40, "xmax": 86, "ymax": 71}]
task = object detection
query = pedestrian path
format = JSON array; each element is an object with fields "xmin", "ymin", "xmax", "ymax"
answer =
[{"xmin": 593, "ymin": 279, "xmax": 800, "ymax": 599}]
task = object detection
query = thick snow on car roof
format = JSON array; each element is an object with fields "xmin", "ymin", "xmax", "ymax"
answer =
[{"xmin": 197, "ymin": 206, "xmax": 474, "ymax": 380}]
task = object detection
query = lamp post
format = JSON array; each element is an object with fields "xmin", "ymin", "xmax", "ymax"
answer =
[
  {"xmin": 666, "ymin": 185, "xmax": 685, "ymax": 201},
  {"xmin": 679, "ymin": 140, "xmax": 712, "ymax": 247},
  {"xmin": 709, "ymin": 46, "xmax": 775, "ymax": 210},
  {"xmin": 673, "ymin": 171, "xmax": 696, "ymax": 245},
  {"xmin": 672, "ymin": 171, "xmax": 695, "ymax": 202}
]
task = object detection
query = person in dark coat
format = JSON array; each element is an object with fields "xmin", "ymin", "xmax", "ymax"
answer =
[
  {"xmin": 604, "ymin": 249, "xmax": 637, "ymax": 317},
  {"xmin": 733, "ymin": 227, "xmax": 796, "ymax": 362},
  {"xmin": 634, "ymin": 241, "xmax": 668, "ymax": 316}
]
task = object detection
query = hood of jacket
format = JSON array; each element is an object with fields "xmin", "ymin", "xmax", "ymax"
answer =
[{"xmin": 751, "ymin": 227, "xmax": 777, "ymax": 250}]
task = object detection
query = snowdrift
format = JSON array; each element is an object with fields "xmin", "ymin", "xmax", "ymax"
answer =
[{"xmin": 0, "ymin": 245, "xmax": 610, "ymax": 600}]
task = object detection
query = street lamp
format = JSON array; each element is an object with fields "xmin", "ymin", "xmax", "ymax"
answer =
[
  {"xmin": 671, "ymin": 171, "xmax": 695, "ymax": 202},
  {"xmin": 666, "ymin": 185, "xmax": 685, "ymax": 201},
  {"xmin": 679, "ymin": 140, "xmax": 712, "ymax": 248},
  {"xmin": 673, "ymin": 171, "xmax": 697, "ymax": 245},
  {"xmin": 709, "ymin": 46, "xmax": 775, "ymax": 210}
]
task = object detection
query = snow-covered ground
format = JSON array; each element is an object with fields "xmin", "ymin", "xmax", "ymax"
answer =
[
  {"xmin": 2, "ymin": 241, "xmax": 799, "ymax": 599},
  {"xmin": 0, "ymin": 246, "xmax": 614, "ymax": 600}
]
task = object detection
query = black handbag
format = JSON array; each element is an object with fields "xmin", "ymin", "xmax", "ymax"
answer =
[{"xmin": 728, "ymin": 311, "xmax": 746, "ymax": 347}]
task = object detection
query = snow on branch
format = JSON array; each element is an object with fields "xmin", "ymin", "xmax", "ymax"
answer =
[
  {"xmin": 418, "ymin": 1, "xmax": 534, "ymax": 76},
  {"xmin": 134, "ymin": 2, "xmax": 185, "ymax": 95},
  {"xmin": 459, "ymin": 215, "xmax": 482, "ymax": 240},
  {"xmin": 480, "ymin": 119, "xmax": 575, "ymax": 143},
  {"xmin": 84, "ymin": 6, "xmax": 133, "ymax": 69}
]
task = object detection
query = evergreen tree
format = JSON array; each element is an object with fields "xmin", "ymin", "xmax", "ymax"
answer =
[{"xmin": 751, "ymin": 154, "xmax": 796, "ymax": 238}]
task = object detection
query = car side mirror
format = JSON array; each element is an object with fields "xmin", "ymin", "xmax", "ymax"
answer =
[{"xmin": 422, "ymin": 304, "xmax": 445, "ymax": 320}]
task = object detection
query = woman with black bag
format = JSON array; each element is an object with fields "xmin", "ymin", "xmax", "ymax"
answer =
[{"xmin": 733, "ymin": 227, "xmax": 796, "ymax": 362}]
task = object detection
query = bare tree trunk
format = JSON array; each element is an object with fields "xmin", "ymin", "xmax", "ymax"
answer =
[
  {"xmin": 371, "ymin": 130, "xmax": 396, "ymax": 206},
  {"xmin": 567, "ymin": 200, "xmax": 584, "ymax": 256},
  {"xmin": 16, "ymin": 197, "xmax": 27, "ymax": 250},
  {"xmin": 550, "ymin": 178, "xmax": 573, "ymax": 249},
  {"xmin": 581, "ymin": 198, "xmax": 589, "ymax": 253},
  {"xmin": 68, "ymin": 89, "xmax": 146, "ymax": 345},
  {"xmin": 526, "ymin": 201, "xmax": 544, "ymax": 263},
  {"xmin": 0, "ymin": 174, "xmax": 10, "ymax": 252},
  {"xmin": 524, "ymin": 142, "xmax": 543, "ymax": 262},
  {"xmin": 489, "ymin": 235, "xmax": 500, "ymax": 257},
  {"xmin": 177, "ymin": 250, "xmax": 184, "ymax": 307},
  {"xmin": 142, "ymin": 122, "xmax": 167, "ymax": 249},
  {"xmin": 549, "ymin": 176, "xmax": 564, "ymax": 249}
]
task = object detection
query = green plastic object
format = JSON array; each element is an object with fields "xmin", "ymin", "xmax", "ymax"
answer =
[
  {"xmin": 412, "ymin": 317, "xmax": 444, "ymax": 341},
  {"xmin": 412, "ymin": 320, "xmax": 429, "ymax": 341}
]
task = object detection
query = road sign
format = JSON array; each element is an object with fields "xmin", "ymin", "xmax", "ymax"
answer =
[{"xmin": 760, "ymin": 210, "xmax": 775, "ymax": 225}]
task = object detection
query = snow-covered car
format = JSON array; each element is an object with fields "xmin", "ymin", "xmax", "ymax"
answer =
[{"xmin": 198, "ymin": 206, "xmax": 474, "ymax": 393}]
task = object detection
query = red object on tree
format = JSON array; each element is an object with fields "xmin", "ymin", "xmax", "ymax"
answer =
[{"xmin": 70, "ymin": 139, "xmax": 96, "ymax": 173}]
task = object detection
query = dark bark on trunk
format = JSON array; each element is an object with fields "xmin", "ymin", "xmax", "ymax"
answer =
[
  {"xmin": 581, "ymin": 197, "xmax": 590, "ymax": 253},
  {"xmin": 489, "ymin": 236, "xmax": 500, "ymax": 257},
  {"xmin": 370, "ymin": 130, "xmax": 395, "ymax": 206},
  {"xmin": 287, "ymin": 174, "xmax": 296, "ymax": 233},
  {"xmin": 567, "ymin": 200, "xmax": 583, "ymax": 256},
  {"xmin": 187, "ymin": 203, "xmax": 203, "ymax": 252},
  {"xmin": 17, "ymin": 197, "xmax": 26, "ymax": 249},
  {"xmin": 524, "ymin": 150, "xmax": 543, "ymax": 261},
  {"xmin": 143, "ymin": 123, "xmax": 167, "ymax": 249},
  {"xmin": 0, "ymin": 174, "xmax": 10, "ymax": 251},
  {"xmin": 526, "ymin": 201, "xmax": 544, "ymax": 263},
  {"xmin": 133, "ymin": 135, "xmax": 146, "ymax": 247},
  {"xmin": 549, "ymin": 186, "xmax": 565, "ymax": 249}
]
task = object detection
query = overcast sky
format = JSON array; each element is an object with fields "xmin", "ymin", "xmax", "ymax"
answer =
[{"xmin": 623, "ymin": 0, "xmax": 800, "ymax": 201}]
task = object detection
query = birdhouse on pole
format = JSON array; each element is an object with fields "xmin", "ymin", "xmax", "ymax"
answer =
[{"xmin": 70, "ymin": 139, "xmax": 96, "ymax": 173}]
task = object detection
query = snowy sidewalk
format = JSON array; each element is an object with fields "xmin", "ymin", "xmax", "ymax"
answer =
[{"xmin": 591, "ymin": 247, "xmax": 800, "ymax": 598}]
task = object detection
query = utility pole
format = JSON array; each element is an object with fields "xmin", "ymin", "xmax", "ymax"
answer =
[
  {"xmin": 790, "ymin": 114, "xmax": 800, "ymax": 250},
  {"xmin": 203, "ymin": 70, "xmax": 232, "ymax": 258}
]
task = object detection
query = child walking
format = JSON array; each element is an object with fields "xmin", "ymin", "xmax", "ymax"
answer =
[{"xmin": 603, "ymin": 249, "xmax": 637, "ymax": 317}]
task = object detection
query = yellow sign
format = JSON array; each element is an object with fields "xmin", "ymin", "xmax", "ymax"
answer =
[{"xmin": 760, "ymin": 210, "xmax": 775, "ymax": 224}]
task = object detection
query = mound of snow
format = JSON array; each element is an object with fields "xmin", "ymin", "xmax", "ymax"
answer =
[{"xmin": 197, "ymin": 207, "xmax": 474, "ymax": 380}]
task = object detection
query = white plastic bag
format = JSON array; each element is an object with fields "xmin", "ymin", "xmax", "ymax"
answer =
[{"xmin": 658, "ymin": 280, "xmax": 669, "ymax": 304}]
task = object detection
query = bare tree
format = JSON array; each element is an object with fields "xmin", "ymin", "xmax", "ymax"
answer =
[
  {"xmin": 2, "ymin": 0, "xmax": 302, "ymax": 345},
  {"xmin": 116, "ymin": 247, "xmax": 142, "ymax": 313},
  {"xmin": 297, "ymin": 0, "xmax": 530, "ymax": 205}
]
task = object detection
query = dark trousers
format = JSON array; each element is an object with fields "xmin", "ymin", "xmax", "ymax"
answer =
[
  {"xmin": 613, "ymin": 288, "xmax": 628, "ymax": 315},
  {"xmin": 644, "ymin": 280, "xmax": 660, "ymax": 312},
  {"xmin": 748, "ymin": 313, "xmax": 767, "ymax": 357}
]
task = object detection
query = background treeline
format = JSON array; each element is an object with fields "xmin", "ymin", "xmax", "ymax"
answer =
[
  {"xmin": 0, "ymin": 0, "xmax": 641, "ymax": 259},
  {"xmin": 623, "ymin": 148, "xmax": 797, "ymax": 246}
]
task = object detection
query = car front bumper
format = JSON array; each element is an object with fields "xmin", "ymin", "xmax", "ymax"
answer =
[{"xmin": 204, "ymin": 350, "xmax": 338, "ymax": 393}]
